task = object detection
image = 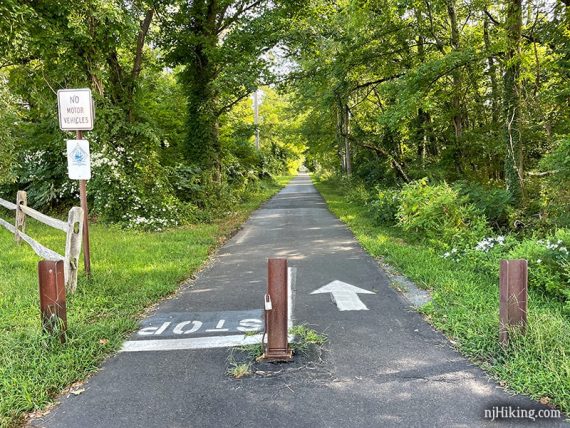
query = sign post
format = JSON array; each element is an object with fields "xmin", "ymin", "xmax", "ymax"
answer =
[{"xmin": 58, "ymin": 88, "xmax": 94, "ymax": 277}]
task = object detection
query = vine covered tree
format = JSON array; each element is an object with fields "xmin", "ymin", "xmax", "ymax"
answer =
[{"xmin": 160, "ymin": 0, "xmax": 301, "ymax": 181}]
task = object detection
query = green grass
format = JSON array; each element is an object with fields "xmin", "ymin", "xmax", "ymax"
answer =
[
  {"xmin": 226, "ymin": 362, "xmax": 252, "ymax": 379},
  {"xmin": 314, "ymin": 178, "xmax": 570, "ymax": 416},
  {"xmin": 225, "ymin": 325, "xmax": 327, "ymax": 377},
  {"xmin": 0, "ymin": 176, "xmax": 292, "ymax": 427},
  {"xmin": 290, "ymin": 324, "xmax": 327, "ymax": 355}
]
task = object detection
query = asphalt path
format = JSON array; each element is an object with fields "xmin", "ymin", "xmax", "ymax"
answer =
[{"xmin": 35, "ymin": 174, "xmax": 567, "ymax": 428}]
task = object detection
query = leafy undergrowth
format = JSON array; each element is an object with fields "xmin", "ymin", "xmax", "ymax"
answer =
[
  {"xmin": 314, "ymin": 178, "xmax": 570, "ymax": 416},
  {"xmin": 0, "ymin": 176, "xmax": 291, "ymax": 427}
]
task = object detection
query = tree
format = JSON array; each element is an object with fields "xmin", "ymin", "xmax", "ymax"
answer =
[
  {"xmin": 284, "ymin": 0, "xmax": 567, "ymax": 208},
  {"xmin": 0, "ymin": 1, "xmax": 185, "ymax": 222},
  {"xmin": 0, "ymin": 72, "xmax": 18, "ymax": 185},
  {"xmin": 503, "ymin": 0, "xmax": 524, "ymax": 202},
  {"xmin": 160, "ymin": 0, "xmax": 301, "ymax": 181}
]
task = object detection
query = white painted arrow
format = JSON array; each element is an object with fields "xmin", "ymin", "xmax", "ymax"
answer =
[{"xmin": 311, "ymin": 280, "xmax": 375, "ymax": 311}]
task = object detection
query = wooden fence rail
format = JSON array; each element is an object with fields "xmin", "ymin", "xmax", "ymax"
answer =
[{"xmin": 0, "ymin": 191, "xmax": 84, "ymax": 292}]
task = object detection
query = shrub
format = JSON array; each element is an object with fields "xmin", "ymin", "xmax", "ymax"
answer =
[
  {"xmin": 90, "ymin": 146, "xmax": 191, "ymax": 230},
  {"xmin": 3, "ymin": 148, "xmax": 71, "ymax": 210},
  {"xmin": 370, "ymin": 186, "xmax": 401, "ymax": 225},
  {"xmin": 397, "ymin": 178, "xmax": 490, "ymax": 246},
  {"xmin": 442, "ymin": 235, "xmax": 517, "ymax": 279},
  {"xmin": 507, "ymin": 230, "xmax": 570, "ymax": 309},
  {"xmin": 168, "ymin": 163, "xmax": 282, "ymax": 223},
  {"xmin": 168, "ymin": 164, "xmax": 240, "ymax": 221},
  {"xmin": 0, "ymin": 74, "xmax": 18, "ymax": 186},
  {"xmin": 344, "ymin": 182, "xmax": 371, "ymax": 206},
  {"xmin": 539, "ymin": 138, "xmax": 570, "ymax": 228},
  {"xmin": 454, "ymin": 181, "xmax": 512, "ymax": 229},
  {"xmin": 440, "ymin": 231, "xmax": 570, "ymax": 312}
]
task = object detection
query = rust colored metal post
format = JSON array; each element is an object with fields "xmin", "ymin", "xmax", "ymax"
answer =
[
  {"xmin": 499, "ymin": 259, "xmax": 528, "ymax": 346},
  {"xmin": 38, "ymin": 260, "xmax": 67, "ymax": 342},
  {"xmin": 76, "ymin": 130, "xmax": 91, "ymax": 277},
  {"xmin": 263, "ymin": 258, "xmax": 292, "ymax": 361}
]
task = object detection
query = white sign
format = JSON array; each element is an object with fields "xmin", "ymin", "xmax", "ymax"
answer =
[
  {"xmin": 311, "ymin": 280, "xmax": 376, "ymax": 311},
  {"xmin": 57, "ymin": 88, "xmax": 94, "ymax": 130},
  {"xmin": 67, "ymin": 140, "xmax": 91, "ymax": 180}
]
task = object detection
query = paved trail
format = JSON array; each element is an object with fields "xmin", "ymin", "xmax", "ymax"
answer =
[{"xmin": 37, "ymin": 174, "xmax": 565, "ymax": 428}]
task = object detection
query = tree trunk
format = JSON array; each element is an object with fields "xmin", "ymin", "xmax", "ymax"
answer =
[
  {"xmin": 127, "ymin": 8, "xmax": 154, "ymax": 122},
  {"xmin": 336, "ymin": 95, "xmax": 351, "ymax": 175},
  {"xmin": 503, "ymin": 0, "xmax": 524, "ymax": 202},
  {"xmin": 446, "ymin": 0, "xmax": 465, "ymax": 174},
  {"xmin": 343, "ymin": 103, "xmax": 352, "ymax": 176},
  {"xmin": 415, "ymin": 7, "xmax": 428, "ymax": 166},
  {"xmin": 336, "ymin": 99, "xmax": 345, "ymax": 174},
  {"xmin": 484, "ymin": 15, "xmax": 500, "ymax": 126},
  {"xmin": 106, "ymin": 8, "xmax": 154, "ymax": 122},
  {"xmin": 184, "ymin": 0, "xmax": 220, "ymax": 175}
]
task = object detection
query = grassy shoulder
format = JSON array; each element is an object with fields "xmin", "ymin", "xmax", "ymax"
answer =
[
  {"xmin": 0, "ymin": 176, "xmax": 292, "ymax": 427},
  {"xmin": 314, "ymin": 178, "xmax": 570, "ymax": 416}
]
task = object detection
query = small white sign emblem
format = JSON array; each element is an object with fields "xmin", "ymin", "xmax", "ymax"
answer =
[{"xmin": 66, "ymin": 140, "xmax": 91, "ymax": 180}]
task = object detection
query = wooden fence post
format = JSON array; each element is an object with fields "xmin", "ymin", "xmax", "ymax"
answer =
[
  {"xmin": 64, "ymin": 207, "xmax": 84, "ymax": 293},
  {"xmin": 15, "ymin": 191, "xmax": 27, "ymax": 243}
]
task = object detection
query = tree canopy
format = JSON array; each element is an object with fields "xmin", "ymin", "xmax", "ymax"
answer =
[{"xmin": 0, "ymin": 0, "xmax": 569, "ymax": 230}]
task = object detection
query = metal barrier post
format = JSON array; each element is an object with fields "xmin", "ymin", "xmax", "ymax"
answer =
[
  {"xmin": 38, "ymin": 260, "xmax": 67, "ymax": 343},
  {"xmin": 262, "ymin": 258, "xmax": 292, "ymax": 361},
  {"xmin": 499, "ymin": 259, "xmax": 528, "ymax": 346}
]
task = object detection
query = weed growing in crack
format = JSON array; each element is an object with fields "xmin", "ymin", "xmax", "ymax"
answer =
[
  {"xmin": 289, "ymin": 324, "xmax": 327, "ymax": 356},
  {"xmin": 226, "ymin": 362, "xmax": 252, "ymax": 379}
]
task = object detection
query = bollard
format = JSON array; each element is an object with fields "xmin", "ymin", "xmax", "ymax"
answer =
[
  {"xmin": 38, "ymin": 260, "xmax": 67, "ymax": 343},
  {"xmin": 499, "ymin": 259, "xmax": 528, "ymax": 346},
  {"xmin": 262, "ymin": 258, "xmax": 292, "ymax": 361}
]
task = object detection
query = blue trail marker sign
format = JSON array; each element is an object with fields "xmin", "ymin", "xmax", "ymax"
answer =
[{"xmin": 66, "ymin": 140, "xmax": 91, "ymax": 180}]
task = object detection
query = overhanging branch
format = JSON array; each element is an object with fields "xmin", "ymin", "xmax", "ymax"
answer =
[
  {"xmin": 351, "ymin": 73, "xmax": 404, "ymax": 92},
  {"xmin": 131, "ymin": 8, "xmax": 155, "ymax": 82},
  {"xmin": 217, "ymin": 0, "xmax": 264, "ymax": 34},
  {"xmin": 358, "ymin": 141, "xmax": 411, "ymax": 183},
  {"xmin": 216, "ymin": 90, "xmax": 252, "ymax": 116}
]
